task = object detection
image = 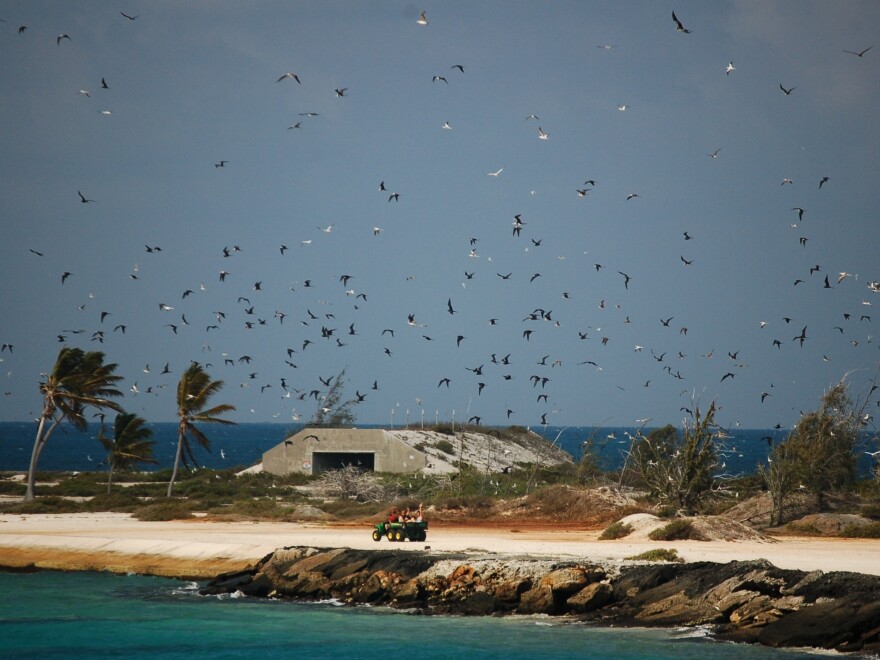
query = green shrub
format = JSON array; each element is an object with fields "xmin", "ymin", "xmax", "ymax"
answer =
[
  {"xmin": 0, "ymin": 480, "xmax": 25, "ymax": 495},
  {"xmin": 599, "ymin": 521, "xmax": 633, "ymax": 540},
  {"xmin": 132, "ymin": 500, "xmax": 195, "ymax": 521},
  {"xmin": 0, "ymin": 496, "xmax": 82, "ymax": 514},
  {"xmin": 860, "ymin": 504, "xmax": 880, "ymax": 521},
  {"xmin": 649, "ymin": 519, "xmax": 706, "ymax": 541},
  {"xmin": 320, "ymin": 499, "xmax": 386, "ymax": 520},
  {"xmin": 48, "ymin": 472, "xmax": 106, "ymax": 497},
  {"xmin": 86, "ymin": 491, "xmax": 141, "ymax": 512},
  {"xmin": 436, "ymin": 439, "xmax": 455, "ymax": 455},
  {"xmin": 782, "ymin": 522, "xmax": 823, "ymax": 536},
  {"xmin": 841, "ymin": 522, "xmax": 880, "ymax": 538},
  {"xmin": 438, "ymin": 494, "xmax": 494, "ymax": 515},
  {"xmin": 626, "ymin": 548, "xmax": 683, "ymax": 562}
]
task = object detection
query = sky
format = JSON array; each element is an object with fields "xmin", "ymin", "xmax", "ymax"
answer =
[{"xmin": 1, "ymin": 1, "xmax": 878, "ymax": 431}]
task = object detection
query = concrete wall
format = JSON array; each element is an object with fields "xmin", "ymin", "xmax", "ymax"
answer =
[{"xmin": 262, "ymin": 428, "xmax": 428, "ymax": 475}]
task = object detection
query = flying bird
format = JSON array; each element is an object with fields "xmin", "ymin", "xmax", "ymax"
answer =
[
  {"xmin": 537, "ymin": 127, "xmax": 549, "ymax": 140},
  {"xmin": 276, "ymin": 72, "xmax": 301, "ymax": 84},
  {"xmin": 77, "ymin": 190, "xmax": 95, "ymax": 203},
  {"xmin": 671, "ymin": 11, "xmax": 691, "ymax": 33},
  {"xmin": 417, "ymin": 11, "xmax": 428, "ymax": 25},
  {"xmin": 843, "ymin": 45, "xmax": 873, "ymax": 57},
  {"xmin": 725, "ymin": 62, "xmax": 735, "ymax": 75},
  {"xmin": 57, "ymin": 33, "xmax": 71, "ymax": 45},
  {"xmin": 779, "ymin": 84, "xmax": 796, "ymax": 95}
]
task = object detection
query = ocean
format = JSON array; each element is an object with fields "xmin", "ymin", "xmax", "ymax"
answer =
[
  {"xmin": 1, "ymin": 421, "xmax": 875, "ymax": 478},
  {"xmin": 0, "ymin": 571, "xmax": 824, "ymax": 659}
]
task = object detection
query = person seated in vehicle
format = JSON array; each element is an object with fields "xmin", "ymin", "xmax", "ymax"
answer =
[{"xmin": 384, "ymin": 508, "xmax": 398, "ymax": 533}]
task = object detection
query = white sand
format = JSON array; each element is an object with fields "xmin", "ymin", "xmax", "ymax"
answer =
[{"xmin": 1, "ymin": 512, "xmax": 878, "ymax": 577}]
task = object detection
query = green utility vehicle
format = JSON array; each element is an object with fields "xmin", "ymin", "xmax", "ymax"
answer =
[{"xmin": 372, "ymin": 520, "xmax": 428, "ymax": 542}]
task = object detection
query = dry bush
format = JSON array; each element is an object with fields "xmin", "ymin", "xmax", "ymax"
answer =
[
  {"xmin": 525, "ymin": 484, "xmax": 645, "ymax": 526},
  {"xmin": 313, "ymin": 466, "xmax": 395, "ymax": 503}
]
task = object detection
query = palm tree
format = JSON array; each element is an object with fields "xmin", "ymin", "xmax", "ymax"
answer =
[
  {"xmin": 98, "ymin": 412, "xmax": 157, "ymax": 493},
  {"xmin": 26, "ymin": 347, "xmax": 124, "ymax": 501},
  {"xmin": 168, "ymin": 362, "xmax": 236, "ymax": 497}
]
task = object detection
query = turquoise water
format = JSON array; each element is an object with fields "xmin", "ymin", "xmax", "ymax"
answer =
[{"xmin": 0, "ymin": 571, "xmax": 824, "ymax": 659}]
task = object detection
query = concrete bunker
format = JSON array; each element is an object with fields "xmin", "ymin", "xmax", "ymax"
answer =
[
  {"xmin": 311, "ymin": 451, "xmax": 375, "ymax": 473},
  {"xmin": 262, "ymin": 428, "xmax": 427, "ymax": 476}
]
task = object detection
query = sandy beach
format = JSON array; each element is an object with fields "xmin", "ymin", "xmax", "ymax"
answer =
[{"xmin": 1, "ymin": 512, "xmax": 877, "ymax": 579}]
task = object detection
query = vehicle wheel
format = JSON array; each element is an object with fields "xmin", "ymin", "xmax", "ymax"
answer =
[
  {"xmin": 393, "ymin": 529, "xmax": 403, "ymax": 542},
  {"xmin": 387, "ymin": 531, "xmax": 395, "ymax": 541},
  {"xmin": 372, "ymin": 530, "xmax": 382, "ymax": 542},
  {"xmin": 418, "ymin": 531, "xmax": 427, "ymax": 542}
]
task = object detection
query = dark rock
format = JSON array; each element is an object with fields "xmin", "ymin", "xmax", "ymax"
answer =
[
  {"xmin": 457, "ymin": 591, "xmax": 499, "ymax": 616},
  {"xmin": 202, "ymin": 547, "xmax": 880, "ymax": 654},
  {"xmin": 755, "ymin": 595, "xmax": 880, "ymax": 652},
  {"xmin": 518, "ymin": 584, "xmax": 557, "ymax": 615},
  {"xmin": 567, "ymin": 582, "xmax": 613, "ymax": 613}
]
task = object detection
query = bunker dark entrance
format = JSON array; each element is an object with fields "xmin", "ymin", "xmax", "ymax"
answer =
[{"xmin": 311, "ymin": 452, "xmax": 375, "ymax": 474}]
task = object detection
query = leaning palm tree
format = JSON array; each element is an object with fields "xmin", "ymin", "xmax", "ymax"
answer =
[
  {"xmin": 98, "ymin": 412, "xmax": 157, "ymax": 493},
  {"xmin": 168, "ymin": 362, "xmax": 236, "ymax": 497},
  {"xmin": 26, "ymin": 347, "xmax": 124, "ymax": 501}
]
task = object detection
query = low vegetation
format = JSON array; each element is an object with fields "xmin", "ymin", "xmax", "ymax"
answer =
[
  {"xmin": 648, "ymin": 519, "xmax": 707, "ymax": 541},
  {"xmin": 599, "ymin": 521, "xmax": 634, "ymax": 540},
  {"xmin": 2, "ymin": 373, "xmax": 878, "ymax": 534},
  {"xmin": 625, "ymin": 548, "xmax": 683, "ymax": 562}
]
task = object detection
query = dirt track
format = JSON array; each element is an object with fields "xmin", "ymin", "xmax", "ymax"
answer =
[{"xmin": 1, "ymin": 512, "xmax": 879, "ymax": 578}]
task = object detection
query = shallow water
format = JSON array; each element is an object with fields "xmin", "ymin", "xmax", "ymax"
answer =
[{"xmin": 0, "ymin": 571, "xmax": 826, "ymax": 659}]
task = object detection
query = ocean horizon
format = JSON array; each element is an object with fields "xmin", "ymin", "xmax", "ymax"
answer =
[{"xmin": 1, "ymin": 421, "xmax": 875, "ymax": 478}]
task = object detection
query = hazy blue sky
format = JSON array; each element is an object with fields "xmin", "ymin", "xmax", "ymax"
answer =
[{"xmin": 1, "ymin": 1, "xmax": 878, "ymax": 431}]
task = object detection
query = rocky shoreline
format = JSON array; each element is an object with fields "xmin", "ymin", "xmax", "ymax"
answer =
[{"xmin": 203, "ymin": 546, "xmax": 880, "ymax": 655}]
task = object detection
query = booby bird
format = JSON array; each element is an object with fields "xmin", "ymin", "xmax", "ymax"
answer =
[{"xmin": 671, "ymin": 11, "xmax": 691, "ymax": 33}]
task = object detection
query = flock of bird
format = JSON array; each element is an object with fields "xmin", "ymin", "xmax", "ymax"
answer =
[{"xmin": 1, "ymin": 7, "xmax": 878, "ymax": 433}]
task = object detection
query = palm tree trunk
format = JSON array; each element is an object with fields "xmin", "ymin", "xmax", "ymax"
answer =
[
  {"xmin": 107, "ymin": 464, "xmax": 114, "ymax": 494},
  {"xmin": 25, "ymin": 417, "xmax": 47, "ymax": 502},
  {"xmin": 25, "ymin": 415, "xmax": 60, "ymax": 501},
  {"xmin": 167, "ymin": 426, "xmax": 184, "ymax": 497}
]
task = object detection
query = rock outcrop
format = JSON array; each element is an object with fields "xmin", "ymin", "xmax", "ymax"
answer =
[{"xmin": 203, "ymin": 547, "xmax": 880, "ymax": 654}]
